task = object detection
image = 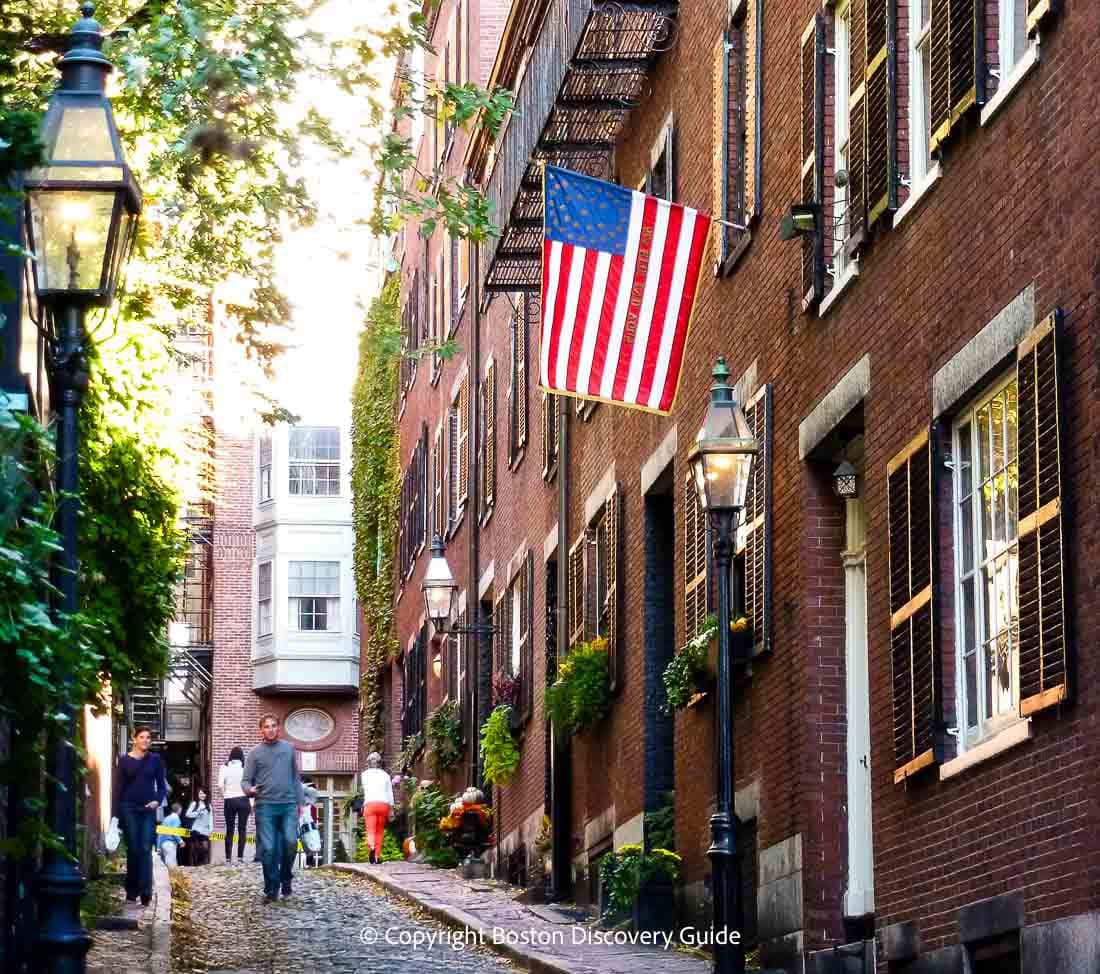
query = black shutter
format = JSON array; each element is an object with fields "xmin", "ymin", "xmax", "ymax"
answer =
[
  {"xmin": 1017, "ymin": 311, "xmax": 1069, "ymax": 715},
  {"xmin": 929, "ymin": 0, "xmax": 978, "ymax": 151},
  {"xmin": 604, "ymin": 485, "xmax": 622, "ymax": 693},
  {"xmin": 735, "ymin": 383, "xmax": 772, "ymax": 658},
  {"xmin": 568, "ymin": 537, "xmax": 585, "ymax": 648},
  {"xmin": 888, "ymin": 430, "xmax": 940, "ymax": 783},
  {"xmin": 684, "ymin": 473, "xmax": 708, "ymax": 639},
  {"xmin": 521, "ymin": 551, "xmax": 535, "ymax": 722},
  {"xmin": 800, "ymin": 14, "xmax": 826, "ymax": 308},
  {"xmin": 865, "ymin": 0, "xmax": 897, "ymax": 227}
]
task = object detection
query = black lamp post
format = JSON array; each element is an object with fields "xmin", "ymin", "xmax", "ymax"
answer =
[
  {"xmin": 688, "ymin": 358, "xmax": 758, "ymax": 974},
  {"xmin": 23, "ymin": 5, "xmax": 141, "ymax": 972},
  {"xmin": 422, "ymin": 535, "xmax": 497, "ymax": 790}
]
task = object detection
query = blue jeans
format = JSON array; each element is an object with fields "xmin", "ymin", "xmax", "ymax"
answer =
[
  {"xmin": 255, "ymin": 802, "xmax": 297, "ymax": 896},
  {"xmin": 118, "ymin": 805, "xmax": 156, "ymax": 899}
]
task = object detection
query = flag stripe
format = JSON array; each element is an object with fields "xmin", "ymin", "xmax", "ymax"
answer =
[
  {"xmin": 586, "ymin": 253, "xmax": 624, "ymax": 397},
  {"xmin": 646, "ymin": 208, "xmax": 698, "ymax": 410},
  {"xmin": 658, "ymin": 214, "xmax": 711, "ymax": 412},
  {"xmin": 566, "ymin": 249, "xmax": 601, "ymax": 392},
  {"xmin": 623, "ymin": 200, "xmax": 674, "ymax": 404},
  {"xmin": 635, "ymin": 202, "xmax": 685, "ymax": 406},
  {"xmin": 599, "ymin": 193, "xmax": 647, "ymax": 401},
  {"xmin": 540, "ymin": 239, "xmax": 563, "ymax": 387},
  {"xmin": 575, "ymin": 250, "xmax": 612, "ymax": 396},
  {"xmin": 548, "ymin": 244, "xmax": 576, "ymax": 389},
  {"xmin": 612, "ymin": 196, "xmax": 660, "ymax": 403},
  {"xmin": 553, "ymin": 246, "xmax": 586, "ymax": 389}
]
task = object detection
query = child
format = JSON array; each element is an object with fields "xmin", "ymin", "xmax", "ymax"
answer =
[
  {"xmin": 185, "ymin": 789, "xmax": 213, "ymax": 866},
  {"xmin": 158, "ymin": 802, "xmax": 185, "ymax": 867}
]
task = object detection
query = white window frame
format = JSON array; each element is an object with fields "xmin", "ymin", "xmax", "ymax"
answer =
[
  {"xmin": 257, "ymin": 561, "xmax": 273, "ymax": 637},
  {"xmin": 510, "ymin": 580, "xmax": 522, "ymax": 676},
  {"xmin": 909, "ymin": 0, "xmax": 933, "ymax": 187},
  {"xmin": 258, "ymin": 434, "xmax": 273, "ymax": 503},
  {"xmin": 288, "ymin": 426, "xmax": 341, "ymax": 497},
  {"xmin": 288, "ymin": 560, "xmax": 341, "ymax": 633},
  {"xmin": 951, "ymin": 372, "xmax": 1020, "ymax": 752},
  {"xmin": 833, "ymin": 2, "xmax": 851, "ymax": 279},
  {"xmin": 996, "ymin": 0, "xmax": 1028, "ymax": 88}
]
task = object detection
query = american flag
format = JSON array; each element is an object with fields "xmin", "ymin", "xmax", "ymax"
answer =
[{"xmin": 539, "ymin": 165, "xmax": 711, "ymax": 414}]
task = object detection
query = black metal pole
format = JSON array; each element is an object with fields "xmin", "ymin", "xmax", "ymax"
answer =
[
  {"xmin": 36, "ymin": 302, "xmax": 91, "ymax": 974},
  {"xmin": 708, "ymin": 507, "xmax": 743, "ymax": 974}
]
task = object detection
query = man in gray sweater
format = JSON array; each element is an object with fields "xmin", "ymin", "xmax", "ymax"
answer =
[{"xmin": 242, "ymin": 713, "xmax": 304, "ymax": 902}]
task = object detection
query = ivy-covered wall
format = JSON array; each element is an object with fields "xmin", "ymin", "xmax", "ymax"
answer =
[{"xmin": 351, "ymin": 276, "xmax": 401, "ymax": 753}]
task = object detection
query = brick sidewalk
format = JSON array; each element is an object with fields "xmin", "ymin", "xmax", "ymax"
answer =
[{"xmin": 332, "ymin": 861, "xmax": 716, "ymax": 974}]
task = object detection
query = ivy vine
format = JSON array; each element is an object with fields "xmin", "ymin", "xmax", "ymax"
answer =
[{"xmin": 351, "ymin": 276, "xmax": 402, "ymax": 752}]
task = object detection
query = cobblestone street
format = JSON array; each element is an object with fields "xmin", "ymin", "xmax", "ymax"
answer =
[{"xmin": 164, "ymin": 861, "xmax": 525, "ymax": 974}]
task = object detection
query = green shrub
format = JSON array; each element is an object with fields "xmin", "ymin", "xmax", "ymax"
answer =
[
  {"xmin": 644, "ymin": 793, "xmax": 676, "ymax": 853},
  {"xmin": 480, "ymin": 704, "xmax": 521, "ymax": 785},
  {"xmin": 544, "ymin": 638, "xmax": 611, "ymax": 734},
  {"xmin": 411, "ymin": 782, "xmax": 460, "ymax": 869},
  {"xmin": 355, "ymin": 827, "xmax": 404, "ymax": 863},
  {"xmin": 424, "ymin": 701, "xmax": 464, "ymax": 776},
  {"xmin": 599, "ymin": 844, "xmax": 682, "ymax": 918}
]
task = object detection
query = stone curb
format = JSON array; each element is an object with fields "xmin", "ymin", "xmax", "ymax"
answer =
[
  {"xmin": 149, "ymin": 855, "xmax": 172, "ymax": 973},
  {"xmin": 331, "ymin": 863, "xmax": 581, "ymax": 974}
]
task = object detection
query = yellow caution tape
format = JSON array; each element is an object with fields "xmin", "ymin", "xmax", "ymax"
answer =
[{"xmin": 157, "ymin": 825, "xmax": 305, "ymax": 852}]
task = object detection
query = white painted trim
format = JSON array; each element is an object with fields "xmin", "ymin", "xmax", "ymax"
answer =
[
  {"xmin": 544, "ymin": 523, "xmax": 558, "ymax": 562},
  {"xmin": 640, "ymin": 425, "xmax": 678, "ymax": 495},
  {"xmin": 892, "ymin": 163, "xmax": 942, "ymax": 229},
  {"xmin": 584, "ymin": 463, "xmax": 617, "ymax": 525},
  {"xmin": 613, "ymin": 812, "xmax": 645, "ymax": 850},
  {"xmin": 478, "ymin": 560, "xmax": 495, "ymax": 599},
  {"xmin": 798, "ymin": 354, "xmax": 871, "ymax": 459},
  {"xmin": 981, "ymin": 39, "xmax": 1040, "ymax": 127},
  {"xmin": 939, "ymin": 718, "xmax": 1033, "ymax": 780},
  {"xmin": 818, "ymin": 259, "xmax": 860, "ymax": 317}
]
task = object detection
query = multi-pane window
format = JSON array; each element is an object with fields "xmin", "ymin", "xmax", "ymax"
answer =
[
  {"xmin": 258, "ymin": 434, "xmax": 273, "ymax": 502},
  {"xmin": 289, "ymin": 561, "xmax": 340, "ymax": 632},
  {"xmin": 909, "ymin": 0, "xmax": 933, "ymax": 186},
  {"xmin": 402, "ymin": 627, "xmax": 428, "ymax": 740},
  {"xmin": 289, "ymin": 427, "xmax": 340, "ymax": 496},
  {"xmin": 833, "ymin": 2, "xmax": 851, "ymax": 280},
  {"xmin": 257, "ymin": 562, "xmax": 273, "ymax": 637},
  {"xmin": 952, "ymin": 375, "xmax": 1019, "ymax": 747}
]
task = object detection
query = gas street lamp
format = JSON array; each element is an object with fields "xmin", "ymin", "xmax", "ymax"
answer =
[
  {"xmin": 688, "ymin": 357, "xmax": 758, "ymax": 974},
  {"xmin": 24, "ymin": 6, "xmax": 142, "ymax": 972}
]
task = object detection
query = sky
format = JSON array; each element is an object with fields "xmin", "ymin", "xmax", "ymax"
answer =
[{"xmin": 266, "ymin": 0, "xmax": 397, "ymax": 425}]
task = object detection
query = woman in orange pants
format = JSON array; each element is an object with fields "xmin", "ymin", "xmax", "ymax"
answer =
[{"xmin": 360, "ymin": 752, "xmax": 395, "ymax": 864}]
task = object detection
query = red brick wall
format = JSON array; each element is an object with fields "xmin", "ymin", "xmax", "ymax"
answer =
[{"xmin": 380, "ymin": 0, "xmax": 1100, "ymax": 962}]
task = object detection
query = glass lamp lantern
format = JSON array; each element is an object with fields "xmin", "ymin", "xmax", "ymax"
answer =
[
  {"xmin": 833, "ymin": 460, "xmax": 859, "ymax": 498},
  {"xmin": 688, "ymin": 357, "xmax": 758, "ymax": 514},
  {"xmin": 422, "ymin": 535, "xmax": 458, "ymax": 634},
  {"xmin": 22, "ymin": 3, "xmax": 142, "ymax": 308}
]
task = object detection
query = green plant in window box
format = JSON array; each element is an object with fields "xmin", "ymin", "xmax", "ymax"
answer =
[
  {"xmin": 424, "ymin": 700, "xmax": 464, "ymax": 776},
  {"xmin": 481, "ymin": 704, "xmax": 521, "ymax": 785},
  {"xmin": 543, "ymin": 637, "xmax": 612, "ymax": 734},
  {"xmin": 662, "ymin": 615, "xmax": 718, "ymax": 711}
]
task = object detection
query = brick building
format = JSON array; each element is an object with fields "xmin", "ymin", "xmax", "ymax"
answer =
[{"xmin": 376, "ymin": 0, "xmax": 1098, "ymax": 971}]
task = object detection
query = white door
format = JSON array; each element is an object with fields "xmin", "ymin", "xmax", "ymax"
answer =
[{"xmin": 843, "ymin": 498, "xmax": 874, "ymax": 917}]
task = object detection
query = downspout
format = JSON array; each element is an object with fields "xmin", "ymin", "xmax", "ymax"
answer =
[
  {"xmin": 551, "ymin": 394, "xmax": 572, "ymax": 900},
  {"xmin": 470, "ymin": 237, "xmax": 487, "ymax": 794}
]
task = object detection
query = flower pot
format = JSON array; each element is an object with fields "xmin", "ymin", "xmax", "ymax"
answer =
[{"xmin": 634, "ymin": 872, "xmax": 677, "ymax": 934}]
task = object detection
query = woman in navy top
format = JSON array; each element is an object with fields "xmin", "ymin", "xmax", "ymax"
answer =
[{"xmin": 112, "ymin": 726, "xmax": 168, "ymax": 904}]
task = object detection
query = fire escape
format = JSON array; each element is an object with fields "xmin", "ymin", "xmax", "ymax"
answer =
[
  {"xmin": 479, "ymin": 0, "xmax": 679, "ymax": 292},
  {"xmin": 126, "ymin": 324, "xmax": 215, "ymax": 744}
]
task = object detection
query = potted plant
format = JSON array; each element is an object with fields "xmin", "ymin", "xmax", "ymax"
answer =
[
  {"xmin": 598, "ymin": 844, "xmax": 682, "ymax": 932},
  {"xmin": 543, "ymin": 637, "xmax": 612, "ymax": 734}
]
